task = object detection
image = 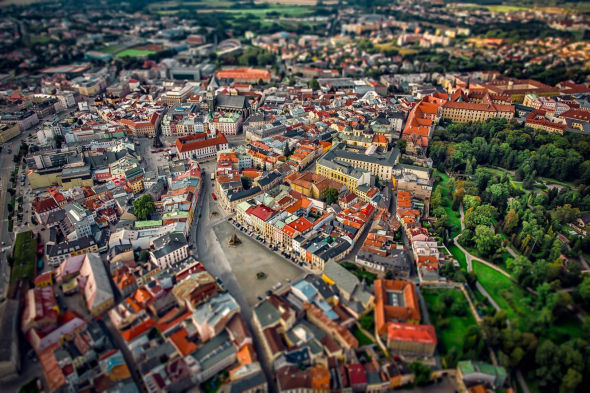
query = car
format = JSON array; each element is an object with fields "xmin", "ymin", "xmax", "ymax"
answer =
[
  {"xmin": 1, "ymin": 242, "xmax": 4, "ymax": 245},
  {"xmin": 266, "ymin": 290, "xmax": 272, "ymax": 296},
  {"xmin": 257, "ymin": 296, "xmax": 263, "ymax": 301},
  {"xmin": 227, "ymin": 217, "xmax": 232, "ymax": 222},
  {"xmin": 41, "ymin": 228, "xmax": 46, "ymax": 231},
  {"xmin": 286, "ymin": 278, "xmax": 290, "ymax": 283}
]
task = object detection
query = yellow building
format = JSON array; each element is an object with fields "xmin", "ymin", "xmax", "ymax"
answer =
[
  {"xmin": 441, "ymin": 101, "xmax": 514, "ymax": 123},
  {"xmin": 28, "ymin": 168, "xmax": 63, "ymax": 189},
  {"xmin": 129, "ymin": 178, "xmax": 144, "ymax": 194},
  {"xmin": 315, "ymin": 158, "xmax": 371, "ymax": 195},
  {"xmin": 0, "ymin": 123, "xmax": 21, "ymax": 143}
]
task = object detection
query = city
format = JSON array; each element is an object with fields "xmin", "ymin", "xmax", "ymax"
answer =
[{"xmin": 0, "ymin": 0, "xmax": 590, "ymax": 392}]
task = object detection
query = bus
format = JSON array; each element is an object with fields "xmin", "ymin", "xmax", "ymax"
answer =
[{"xmin": 210, "ymin": 173, "xmax": 215, "ymax": 181}]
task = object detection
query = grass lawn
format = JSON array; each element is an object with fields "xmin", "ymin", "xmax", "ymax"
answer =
[
  {"xmin": 540, "ymin": 177, "xmax": 576, "ymax": 189},
  {"xmin": 30, "ymin": 36, "xmax": 52, "ymax": 44},
  {"xmin": 224, "ymin": 6, "xmax": 312, "ymax": 18},
  {"xmin": 11, "ymin": 231, "xmax": 37, "ymax": 283},
  {"xmin": 352, "ymin": 327, "xmax": 374, "ymax": 346},
  {"xmin": 97, "ymin": 45, "xmax": 123, "ymax": 54},
  {"xmin": 473, "ymin": 260, "xmax": 523, "ymax": 322},
  {"xmin": 115, "ymin": 49, "xmax": 156, "ymax": 58},
  {"xmin": 486, "ymin": 5, "xmax": 528, "ymax": 12},
  {"xmin": 341, "ymin": 262, "xmax": 378, "ymax": 285},
  {"xmin": 448, "ymin": 244, "xmax": 467, "ymax": 270},
  {"xmin": 434, "ymin": 172, "xmax": 461, "ymax": 238},
  {"xmin": 375, "ymin": 42, "xmax": 419, "ymax": 55},
  {"xmin": 422, "ymin": 288, "xmax": 477, "ymax": 355}
]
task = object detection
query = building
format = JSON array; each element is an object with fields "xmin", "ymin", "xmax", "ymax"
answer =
[
  {"xmin": 161, "ymin": 85, "xmax": 194, "ymax": 104},
  {"xmin": 0, "ymin": 111, "xmax": 39, "ymax": 131},
  {"xmin": 0, "ymin": 300, "xmax": 20, "ymax": 382},
  {"xmin": 121, "ymin": 112, "xmax": 160, "ymax": 137},
  {"xmin": 175, "ymin": 132, "xmax": 229, "ymax": 160},
  {"xmin": 480, "ymin": 77, "xmax": 559, "ymax": 103},
  {"xmin": 386, "ymin": 323, "xmax": 437, "ymax": 356},
  {"xmin": 207, "ymin": 111, "xmax": 242, "ymax": 136},
  {"xmin": 0, "ymin": 123, "xmax": 20, "ymax": 143},
  {"xmin": 47, "ymin": 235, "xmax": 100, "ymax": 267},
  {"xmin": 79, "ymin": 254, "xmax": 115, "ymax": 316},
  {"xmin": 441, "ymin": 101, "xmax": 514, "ymax": 123},
  {"xmin": 374, "ymin": 280, "xmax": 421, "ymax": 336},
  {"xmin": 150, "ymin": 233, "xmax": 189, "ymax": 269},
  {"xmin": 216, "ymin": 68, "xmax": 272, "ymax": 84},
  {"xmin": 525, "ymin": 109, "xmax": 567, "ymax": 134}
]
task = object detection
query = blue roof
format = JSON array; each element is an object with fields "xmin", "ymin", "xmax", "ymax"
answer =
[{"xmin": 292, "ymin": 279, "xmax": 317, "ymax": 301}]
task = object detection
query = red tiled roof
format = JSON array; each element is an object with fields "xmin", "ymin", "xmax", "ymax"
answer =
[
  {"xmin": 387, "ymin": 322, "xmax": 437, "ymax": 344},
  {"xmin": 176, "ymin": 132, "xmax": 228, "ymax": 153}
]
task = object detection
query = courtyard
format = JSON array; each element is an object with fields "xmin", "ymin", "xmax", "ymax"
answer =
[{"xmin": 212, "ymin": 221, "xmax": 306, "ymax": 306}]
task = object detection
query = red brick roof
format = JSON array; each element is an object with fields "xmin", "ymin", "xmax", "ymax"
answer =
[
  {"xmin": 387, "ymin": 322, "xmax": 437, "ymax": 344},
  {"xmin": 176, "ymin": 132, "xmax": 228, "ymax": 153}
]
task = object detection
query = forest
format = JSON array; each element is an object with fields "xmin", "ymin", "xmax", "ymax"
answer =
[{"xmin": 428, "ymin": 118, "xmax": 590, "ymax": 392}]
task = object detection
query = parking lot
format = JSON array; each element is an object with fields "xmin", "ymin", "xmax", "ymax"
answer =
[{"xmin": 212, "ymin": 221, "xmax": 305, "ymax": 306}]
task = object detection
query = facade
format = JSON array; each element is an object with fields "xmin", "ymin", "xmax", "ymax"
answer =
[
  {"xmin": 176, "ymin": 132, "xmax": 229, "ymax": 160},
  {"xmin": 161, "ymin": 85, "xmax": 194, "ymax": 104},
  {"xmin": 441, "ymin": 101, "xmax": 514, "ymax": 123},
  {"xmin": 150, "ymin": 233, "xmax": 189, "ymax": 269},
  {"xmin": 47, "ymin": 236, "xmax": 100, "ymax": 267},
  {"xmin": 0, "ymin": 123, "xmax": 20, "ymax": 143},
  {"xmin": 0, "ymin": 111, "xmax": 39, "ymax": 131},
  {"xmin": 386, "ymin": 323, "xmax": 436, "ymax": 356}
]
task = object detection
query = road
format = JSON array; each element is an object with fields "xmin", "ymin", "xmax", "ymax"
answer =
[{"xmin": 193, "ymin": 166, "xmax": 278, "ymax": 392}]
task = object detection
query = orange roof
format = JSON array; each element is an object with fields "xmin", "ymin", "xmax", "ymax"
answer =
[
  {"xmin": 375, "ymin": 280, "xmax": 421, "ymax": 335},
  {"xmin": 176, "ymin": 132, "xmax": 228, "ymax": 153},
  {"xmin": 236, "ymin": 344, "xmax": 256, "ymax": 366},
  {"xmin": 121, "ymin": 318, "xmax": 156, "ymax": 342},
  {"xmin": 286, "ymin": 217, "xmax": 313, "ymax": 233},
  {"xmin": 311, "ymin": 365, "xmax": 330, "ymax": 390},
  {"xmin": 169, "ymin": 327, "xmax": 198, "ymax": 356},
  {"xmin": 216, "ymin": 68, "xmax": 271, "ymax": 80},
  {"xmin": 387, "ymin": 322, "xmax": 437, "ymax": 344}
]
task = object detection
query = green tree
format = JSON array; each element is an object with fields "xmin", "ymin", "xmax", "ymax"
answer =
[
  {"xmin": 474, "ymin": 225, "xmax": 502, "ymax": 257},
  {"xmin": 359, "ymin": 314, "xmax": 374, "ymax": 331},
  {"xmin": 325, "ymin": 188, "xmax": 339, "ymax": 205},
  {"xmin": 409, "ymin": 361, "xmax": 432, "ymax": 386},
  {"xmin": 561, "ymin": 368, "xmax": 582, "ymax": 393},
  {"xmin": 133, "ymin": 194, "xmax": 156, "ymax": 220},
  {"xmin": 308, "ymin": 78, "xmax": 320, "ymax": 90},
  {"xmin": 241, "ymin": 175, "xmax": 252, "ymax": 190},
  {"xmin": 503, "ymin": 209, "xmax": 519, "ymax": 235},
  {"xmin": 53, "ymin": 134, "xmax": 65, "ymax": 148},
  {"xmin": 139, "ymin": 250, "xmax": 150, "ymax": 262},
  {"xmin": 398, "ymin": 138, "xmax": 407, "ymax": 154},
  {"xmin": 554, "ymin": 204, "xmax": 581, "ymax": 224},
  {"xmin": 430, "ymin": 187, "xmax": 442, "ymax": 210}
]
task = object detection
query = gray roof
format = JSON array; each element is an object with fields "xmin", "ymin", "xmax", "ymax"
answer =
[
  {"xmin": 0, "ymin": 300, "xmax": 18, "ymax": 364},
  {"xmin": 323, "ymin": 259, "xmax": 359, "ymax": 296},
  {"xmin": 253, "ymin": 300, "xmax": 282, "ymax": 329},
  {"xmin": 191, "ymin": 330, "xmax": 236, "ymax": 371},
  {"xmin": 151, "ymin": 233, "xmax": 188, "ymax": 259},
  {"xmin": 223, "ymin": 372, "xmax": 266, "ymax": 393},
  {"xmin": 47, "ymin": 235, "xmax": 97, "ymax": 257},
  {"xmin": 216, "ymin": 94, "xmax": 249, "ymax": 110}
]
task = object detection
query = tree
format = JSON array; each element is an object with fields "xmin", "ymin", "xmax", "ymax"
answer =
[
  {"xmin": 464, "ymin": 205, "xmax": 498, "ymax": 230},
  {"xmin": 53, "ymin": 134, "xmax": 65, "ymax": 148},
  {"xmin": 554, "ymin": 204, "xmax": 581, "ymax": 224},
  {"xmin": 325, "ymin": 188, "xmax": 339, "ymax": 205},
  {"xmin": 503, "ymin": 209, "xmax": 519, "ymax": 235},
  {"xmin": 241, "ymin": 175, "xmax": 252, "ymax": 190},
  {"xmin": 430, "ymin": 187, "xmax": 442, "ymax": 210},
  {"xmin": 398, "ymin": 138, "xmax": 407, "ymax": 154},
  {"xmin": 374, "ymin": 175, "xmax": 380, "ymax": 188},
  {"xmin": 359, "ymin": 315, "xmax": 374, "ymax": 331},
  {"xmin": 561, "ymin": 368, "xmax": 582, "ymax": 393},
  {"xmin": 139, "ymin": 250, "xmax": 150, "ymax": 262},
  {"xmin": 409, "ymin": 361, "xmax": 432, "ymax": 386},
  {"xmin": 308, "ymin": 78, "xmax": 320, "ymax": 90},
  {"xmin": 474, "ymin": 225, "xmax": 502, "ymax": 257},
  {"xmin": 133, "ymin": 194, "xmax": 155, "ymax": 220}
]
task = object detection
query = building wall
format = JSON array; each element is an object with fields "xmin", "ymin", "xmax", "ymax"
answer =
[
  {"xmin": 441, "ymin": 107, "xmax": 514, "ymax": 123},
  {"xmin": 0, "ymin": 123, "xmax": 21, "ymax": 143},
  {"xmin": 62, "ymin": 177, "xmax": 94, "ymax": 190},
  {"xmin": 386, "ymin": 338, "xmax": 435, "ymax": 356}
]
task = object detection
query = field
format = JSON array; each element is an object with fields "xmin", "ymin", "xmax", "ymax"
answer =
[
  {"xmin": 30, "ymin": 36, "xmax": 52, "ymax": 44},
  {"xmin": 97, "ymin": 45, "xmax": 123, "ymax": 54},
  {"xmin": 224, "ymin": 6, "xmax": 312, "ymax": 18},
  {"xmin": 473, "ymin": 260, "xmax": 585, "ymax": 339},
  {"xmin": 255, "ymin": 0, "xmax": 338, "ymax": 4},
  {"xmin": 115, "ymin": 49, "xmax": 157, "ymax": 58},
  {"xmin": 433, "ymin": 172, "xmax": 461, "ymax": 238},
  {"xmin": 11, "ymin": 231, "xmax": 38, "ymax": 283},
  {"xmin": 448, "ymin": 244, "xmax": 467, "ymax": 270},
  {"xmin": 422, "ymin": 288, "xmax": 477, "ymax": 355}
]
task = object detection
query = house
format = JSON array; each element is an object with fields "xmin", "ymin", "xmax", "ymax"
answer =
[
  {"xmin": 374, "ymin": 279, "xmax": 421, "ymax": 336},
  {"xmin": 150, "ymin": 233, "xmax": 189, "ymax": 269},
  {"xmin": 322, "ymin": 259, "xmax": 375, "ymax": 318},
  {"xmin": 79, "ymin": 254, "xmax": 115, "ymax": 316},
  {"xmin": 191, "ymin": 292, "xmax": 240, "ymax": 342},
  {"xmin": 577, "ymin": 212, "xmax": 590, "ymax": 228},
  {"xmin": 386, "ymin": 323, "xmax": 437, "ymax": 356}
]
